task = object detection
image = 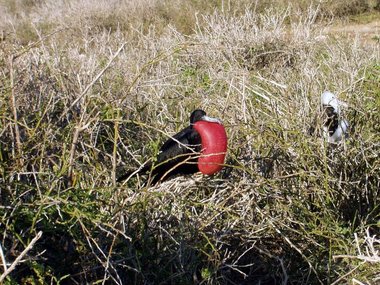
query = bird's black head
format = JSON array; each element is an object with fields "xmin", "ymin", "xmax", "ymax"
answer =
[
  {"xmin": 190, "ymin": 109, "xmax": 222, "ymax": 126},
  {"xmin": 190, "ymin": 109, "xmax": 207, "ymax": 124}
]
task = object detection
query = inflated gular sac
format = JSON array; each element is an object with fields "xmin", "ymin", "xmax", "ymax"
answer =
[{"xmin": 193, "ymin": 121, "xmax": 227, "ymax": 175}]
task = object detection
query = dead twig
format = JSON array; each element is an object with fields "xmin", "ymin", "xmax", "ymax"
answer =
[
  {"xmin": 68, "ymin": 121, "xmax": 92, "ymax": 183},
  {"xmin": 60, "ymin": 43, "xmax": 126, "ymax": 120},
  {"xmin": 0, "ymin": 241, "xmax": 8, "ymax": 272},
  {"xmin": 0, "ymin": 231, "xmax": 43, "ymax": 283},
  {"xmin": 9, "ymin": 56, "xmax": 23, "ymax": 167}
]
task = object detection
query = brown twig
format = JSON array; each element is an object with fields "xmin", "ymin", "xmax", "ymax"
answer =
[
  {"xmin": 112, "ymin": 109, "xmax": 120, "ymax": 186},
  {"xmin": 9, "ymin": 55, "xmax": 23, "ymax": 167},
  {"xmin": 68, "ymin": 121, "xmax": 92, "ymax": 184}
]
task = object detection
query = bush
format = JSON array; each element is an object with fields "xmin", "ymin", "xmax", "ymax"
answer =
[{"xmin": 0, "ymin": 1, "xmax": 379, "ymax": 284}]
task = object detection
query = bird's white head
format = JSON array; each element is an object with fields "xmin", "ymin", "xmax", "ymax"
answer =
[{"xmin": 321, "ymin": 91, "xmax": 340, "ymax": 114}]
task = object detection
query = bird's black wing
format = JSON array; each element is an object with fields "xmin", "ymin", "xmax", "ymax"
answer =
[
  {"xmin": 150, "ymin": 127, "xmax": 201, "ymax": 183},
  {"xmin": 117, "ymin": 127, "xmax": 201, "ymax": 184},
  {"xmin": 323, "ymin": 105, "xmax": 339, "ymax": 135},
  {"xmin": 156, "ymin": 126, "xmax": 201, "ymax": 166}
]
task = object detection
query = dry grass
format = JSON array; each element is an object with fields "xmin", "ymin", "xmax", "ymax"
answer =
[{"xmin": 0, "ymin": 0, "xmax": 379, "ymax": 284}]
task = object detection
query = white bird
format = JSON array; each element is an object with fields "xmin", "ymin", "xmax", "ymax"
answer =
[{"xmin": 321, "ymin": 91, "xmax": 349, "ymax": 143}]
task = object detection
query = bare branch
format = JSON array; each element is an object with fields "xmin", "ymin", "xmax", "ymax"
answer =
[{"xmin": 0, "ymin": 231, "xmax": 43, "ymax": 283}]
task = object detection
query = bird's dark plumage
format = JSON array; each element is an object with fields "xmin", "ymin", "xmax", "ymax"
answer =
[
  {"xmin": 321, "ymin": 91, "xmax": 348, "ymax": 143},
  {"xmin": 323, "ymin": 105, "xmax": 339, "ymax": 136},
  {"xmin": 117, "ymin": 110, "xmax": 210, "ymax": 185},
  {"xmin": 308, "ymin": 91, "xmax": 348, "ymax": 143}
]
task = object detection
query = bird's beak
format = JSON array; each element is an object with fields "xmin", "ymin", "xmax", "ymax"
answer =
[{"xmin": 202, "ymin": 115, "xmax": 222, "ymax": 124}]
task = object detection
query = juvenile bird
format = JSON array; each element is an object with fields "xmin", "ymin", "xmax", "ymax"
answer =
[{"xmin": 320, "ymin": 91, "xmax": 349, "ymax": 143}]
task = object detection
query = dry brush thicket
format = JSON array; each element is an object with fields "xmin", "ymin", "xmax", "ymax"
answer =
[{"xmin": 0, "ymin": 1, "xmax": 379, "ymax": 284}]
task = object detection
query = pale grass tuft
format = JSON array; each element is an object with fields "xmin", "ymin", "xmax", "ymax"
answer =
[{"xmin": 354, "ymin": 229, "xmax": 380, "ymax": 264}]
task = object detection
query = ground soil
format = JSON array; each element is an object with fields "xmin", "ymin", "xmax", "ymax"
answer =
[{"xmin": 327, "ymin": 17, "xmax": 380, "ymax": 46}]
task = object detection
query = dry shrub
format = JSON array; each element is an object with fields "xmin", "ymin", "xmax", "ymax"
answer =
[
  {"xmin": 0, "ymin": 1, "xmax": 379, "ymax": 284},
  {"xmin": 1, "ymin": 0, "xmax": 379, "ymax": 44}
]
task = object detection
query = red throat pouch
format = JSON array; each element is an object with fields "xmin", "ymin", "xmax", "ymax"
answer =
[{"xmin": 193, "ymin": 121, "xmax": 228, "ymax": 175}]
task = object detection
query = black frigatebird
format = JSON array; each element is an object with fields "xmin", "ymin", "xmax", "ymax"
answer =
[{"xmin": 117, "ymin": 109, "xmax": 227, "ymax": 185}]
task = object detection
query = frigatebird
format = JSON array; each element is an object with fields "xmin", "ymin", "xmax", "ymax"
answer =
[
  {"xmin": 117, "ymin": 109, "xmax": 227, "ymax": 185},
  {"xmin": 321, "ymin": 91, "xmax": 349, "ymax": 143}
]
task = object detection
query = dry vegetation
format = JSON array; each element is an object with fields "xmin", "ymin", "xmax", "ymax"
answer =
[{"xmin": 0, "ymin": 0, "xmax": 380, "ymax": 284}]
